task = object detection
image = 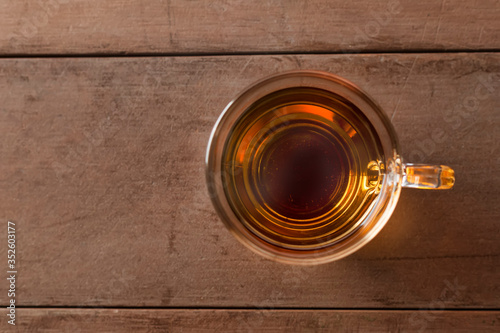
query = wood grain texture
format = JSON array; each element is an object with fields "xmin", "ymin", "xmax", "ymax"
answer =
[
  {"xmin": 1, "ymin": 309, "xmax": 499, "ymax": 332},
  {"xmin": 0, "ymin": 54, "xmax": 499, "ymax": 308},
  {"xmin": 0, "ymin": 0, "xmax": 499, "ymax": 55}
]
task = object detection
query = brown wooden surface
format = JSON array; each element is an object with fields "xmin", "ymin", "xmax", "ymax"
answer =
[
  {"xmin": 0, "ymin": 0, "xmax": 499, "ymax": 55},
  {"xmin": 1, "ymin": 0, "xmax": 499, "ymax": 331},
  {"xmin": 0, "ymin": 54, "xmax": 498, "ymax": 311},
  {"xmin": 0, "ymin": 309, "xmax": 499, "ymax": 332}
]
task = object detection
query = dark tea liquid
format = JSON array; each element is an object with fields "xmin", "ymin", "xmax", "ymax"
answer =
[{"xmin": 222, "ymin": 87, "xmax": 384, "ymax": 250}]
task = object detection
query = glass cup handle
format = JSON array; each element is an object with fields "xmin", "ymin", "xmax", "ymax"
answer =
[{"xmin": 402, "ymin": 163, "xmax": 455, "ymax": 190}]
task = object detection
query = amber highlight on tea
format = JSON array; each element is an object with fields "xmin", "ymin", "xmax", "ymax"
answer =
[{"xmin": 221, "ymin": 87, "xmax": 385, "ymax": 251}]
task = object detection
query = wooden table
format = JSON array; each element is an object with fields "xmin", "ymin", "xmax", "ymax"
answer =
[{"xmin": 1, "ymin": 1, "xmax": 499, "ymax": 331}]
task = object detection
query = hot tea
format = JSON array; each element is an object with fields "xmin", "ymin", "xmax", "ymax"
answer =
[{"xmin": 221, "ymin": 87, "xmax": 384, "ymax": 251}]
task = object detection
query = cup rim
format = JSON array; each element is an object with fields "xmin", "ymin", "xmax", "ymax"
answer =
[{"xmin": 206, "ymin": 70, "xmax": 402, "ymax": 265}]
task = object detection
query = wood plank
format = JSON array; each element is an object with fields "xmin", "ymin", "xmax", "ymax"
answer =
[
  {"xmin": 0, "ymin": 54, "xmax": 499, "ymax": 308},
  {"xmin": 1, "ymin": 309, "xmax": 499, "ymax": 332},
  {"xmin": 1, "ymin": 0, "xmax": 499, "ymax": 55}
]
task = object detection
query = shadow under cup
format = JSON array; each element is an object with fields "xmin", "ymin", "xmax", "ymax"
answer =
[{"xmin": 206, "ymin": 71, "xmax": 450, "ymax": 265}]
